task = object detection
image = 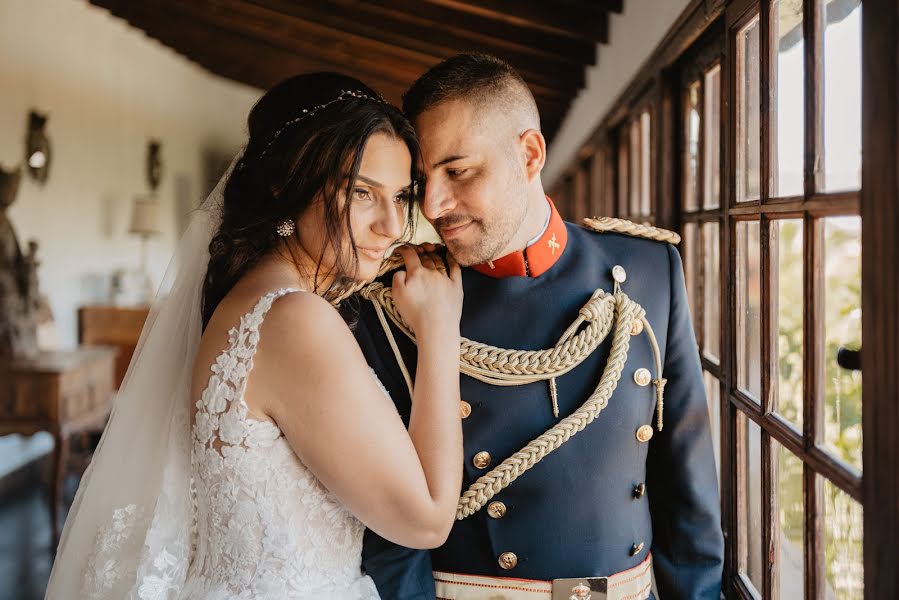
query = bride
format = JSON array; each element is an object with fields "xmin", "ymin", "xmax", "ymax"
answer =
[{"xmin": 45, "ymin": 72, "xmax": 464, "ymax": 599}]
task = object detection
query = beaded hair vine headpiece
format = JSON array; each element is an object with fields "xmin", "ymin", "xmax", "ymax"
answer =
[{"xmin": 256, "ymin": 89, "xmax": 385, "ymax": 160}]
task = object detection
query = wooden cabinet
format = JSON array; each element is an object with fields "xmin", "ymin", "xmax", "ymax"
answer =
[
  {"xmin": 0, "ymin": 347, "xmax": 116, "ymax": 544},
  {"xmin": 78, "ymin": 305, "xmax": 150, "ymax": 389}
]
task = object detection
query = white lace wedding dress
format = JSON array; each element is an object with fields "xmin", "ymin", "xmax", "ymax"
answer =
[{"xmin": 83, "ymin": 288, "xmax": 381, "ymax": 599}]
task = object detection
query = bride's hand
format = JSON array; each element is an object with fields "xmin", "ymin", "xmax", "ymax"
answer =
[{"xmin": 391, "ymin": 244, "xmax": 462, "ymax": 338}]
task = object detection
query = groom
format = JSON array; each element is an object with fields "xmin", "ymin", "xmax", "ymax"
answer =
[{"xmin": 355, "ymin": 53, "xmax": 723, "ymax": 600}]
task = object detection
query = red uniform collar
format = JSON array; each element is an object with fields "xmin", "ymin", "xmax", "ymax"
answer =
[{"xmin": 471, "ymin": 197, "xmax": 568, "ymax": 279}]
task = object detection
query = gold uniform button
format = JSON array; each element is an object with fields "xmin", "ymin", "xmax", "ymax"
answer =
[
  {"xmin": 487, "ymin": 501, "xmax": 507, "ymax": 519},
  {"xmin": 630, "ymin": 542, "xmax": 645, "ymax": 556},
  {"xmin": 472, "ymin": 451, "xmax": 492, "ymax": 469},
  {"xmin": 460, "ymin": 400, "xmax": 472, "ymax": 419},
  {"xmin": 633, "ymin": 483, "xmax": 647, "ymax": 499},
  {"xmin": 498, "ymin": 551, "xmax": 518, "ymax": 570},
  {"xmin": 630, "ymin": 318, "xmax": 644, "ymax": 336},
  {"xmin": 636, "ymin": 425, "xmax": 654, "ymax": 443},
  {"xmin": 634, "ymin": 368, "xmax": 652, "ymax": 387}
]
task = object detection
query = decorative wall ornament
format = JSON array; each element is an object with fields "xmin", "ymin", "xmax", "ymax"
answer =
[
  {"xmin": 147, "ymin": 139, "xmax": 163, "ymax": 191},
  {"xmin": 0, "ymin": 164, "xmax": 41, "ymax": 358},
  {"xmin": 26, "ymin": 111, "xmax": 52, "ymax": 184}
]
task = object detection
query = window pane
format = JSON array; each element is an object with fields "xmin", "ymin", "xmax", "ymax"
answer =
[
  {"xmin": 704, "ymin": 371, "xmax": 721, "ymax": 487},
  {"xmin": 618, "ymin": 137, "xmax": 629, "ymax": 216},
  {"xmin": 703, "ymin": 222, "xmax": 721, "ymax": 362},
  {"xmin": 640, "ymin": 110, "xmax": 651, "ymax": 217},
  {"xmin": 703, "ymin": 65, "xmax": 721, "ymax": 209},
  {"xmin": 823, "ymin": 478, "xmax": 864, "ymax": 599},
  {"xmin": 738, "ymin": 411, "xmax": 763, "ymax": 594},
  {"xmin": 822, "ymin": 216, "xmax": 862, "ymax": 471},
  {"xmin": 684, "ymin": 80, "xmax": 701, "ymax": 212},
  {"xmin": 737, "ymin": 16, "xmax": 761, "ymax": 202},
  {"xmin": 774, "ymin": 441, "xmax": 804, "ymax": 600},
  {"xmin": 774, "ymin": 219, "xmax": 804, "ymax": 429},
  {"xmin": 591, "ymin": 149, "xmax": 605, "ymax": 218},
  {"xmin": 737, "ymin": 221, "xmax": 762, "ymax": 400},
  {"xmin": 823, "ymin": 0, "xmax": 862, "ymax": 192},
  {"xmin": 682, "ymin": 223, "xmax": 700, "ymax": 340},
  {"xmin": 630, "ymin": 119, "xmax": 641, "ymax": 216},
  {"xmin": 772, "ymin": 0, "xmax": 805, "ymax": 197}
]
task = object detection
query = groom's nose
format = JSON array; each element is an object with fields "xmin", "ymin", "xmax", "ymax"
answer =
[{"xmin": 421, "ymin": 178, "xmax": 456, "ymax": 222}]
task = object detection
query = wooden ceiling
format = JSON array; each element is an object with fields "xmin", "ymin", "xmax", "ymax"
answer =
[{"xmin": 89, "ymin": 0, "xmax": 623, "ymax": 142}]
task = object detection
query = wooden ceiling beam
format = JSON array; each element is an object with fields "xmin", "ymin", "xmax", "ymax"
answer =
[
  {"xmin": 90, "ymin": 1, "xmax": 410, "ymax": 102},
  {"xmin": 88, "ymin": 0, "xmax": 590, "ymax": 143},
  {"xmin": 227, "ymin": 0, "xmax": 584, "ymax": 93},
  {"xmin": 421, "ymin": 0, "xmax": 613, "ymax": 43},
  {"xmin": 246, "ymin": 0, "xmax": 591, "ymax": 82},
  {"xmin": 340, "ymin": 0, "xmax": 597, "ymax": 64},
  {"xmin": 127, "ymin": 0, "xmax": 428, "ymax": 88},
  {"xmin": 96, "ymin": 0, "xmax": 577, "ymax": 110},
  {"xmin": 144, "ymin": 0, "xmax": 582, "ymax": 100}
]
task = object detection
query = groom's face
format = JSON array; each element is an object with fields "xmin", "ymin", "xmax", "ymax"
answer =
[{"xmin": 414, "ymin": 98, "xmax": 530, "ymax": 266}]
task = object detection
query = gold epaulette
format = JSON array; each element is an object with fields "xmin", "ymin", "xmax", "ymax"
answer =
[{"xmin": 582, "ymin": 216, "xmax": 681, "ymax": 245}]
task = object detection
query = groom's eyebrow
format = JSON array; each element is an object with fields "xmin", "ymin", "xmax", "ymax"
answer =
[{"xmin": 432, "ymin": 155, "xmax": 468, "ymax": 168}]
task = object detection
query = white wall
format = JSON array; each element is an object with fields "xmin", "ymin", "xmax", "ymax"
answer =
[
  {"xmin": 0, "ymin": 0, "xmax": 261, "ymax": 476},
  {"xmin": 543, "ymin": 0, "xmax": 692, "ymax": 187},
  {"xmin": 0, "ymin": 0, "xmax": 261, "ymax": 348}
]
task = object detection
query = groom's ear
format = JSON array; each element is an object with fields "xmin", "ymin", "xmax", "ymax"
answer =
[{"xmin": 519, "ymin": 129, "xmax": 546, "ymax": 183}]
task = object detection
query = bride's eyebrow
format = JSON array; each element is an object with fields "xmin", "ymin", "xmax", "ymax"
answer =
[{"xmin": 355, "ymin": 174, "xmax": 383, "ymax": 189}]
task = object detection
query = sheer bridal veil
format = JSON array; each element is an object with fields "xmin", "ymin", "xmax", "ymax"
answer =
[{"xmin": 44, "ymin": 160, "xmax": 236, "ymax": 599}]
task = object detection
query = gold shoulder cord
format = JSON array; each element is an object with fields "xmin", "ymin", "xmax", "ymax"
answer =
[
  {"xmin": 359, "ymin": 279, "xmax": 668, "ymax": 521},
  {"xmin": 582, "ymin": 216, "xmax": 682, "ymax": 245}
]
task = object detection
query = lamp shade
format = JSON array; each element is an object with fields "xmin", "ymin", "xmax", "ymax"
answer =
[{"xmin": 129, "ymin": 197, "xmax": 161, "ymax": 236}]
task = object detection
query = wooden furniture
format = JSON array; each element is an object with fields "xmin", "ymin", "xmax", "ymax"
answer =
[
  {"xmin": 78, "ymin": 305, "xmax": 149, "ymax": 389},
  {"xmin": 0, "ymin": 347, "xmax": 116, "ymax": 544}
]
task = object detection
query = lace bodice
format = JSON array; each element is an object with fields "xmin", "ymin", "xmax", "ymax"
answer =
[
  {"xmin": 185, "ymin": 288, "xmax": 379, "ymax": 599},
  {"xmin": 82, "ymin": 288, "xmax": 381, "ymax": 599}
]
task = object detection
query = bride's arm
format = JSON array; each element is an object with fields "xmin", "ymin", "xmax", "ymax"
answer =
[{"xmin": 250, "ymin": 289, "xmax": 463, "ymax": 550}]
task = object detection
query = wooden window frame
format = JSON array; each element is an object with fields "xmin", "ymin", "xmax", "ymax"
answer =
[{"xmin": 550, "ymin": 0, "xmax": 898, "ymax": 597}]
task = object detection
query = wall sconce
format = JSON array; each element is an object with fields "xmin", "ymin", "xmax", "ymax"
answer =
[
  {"xmin": 25, "ymin": 111, "xmax": 51, "ymax": 184},
  {"xmin": 147, "ymin": 140, "xmax": 163, "ymax": 191}
]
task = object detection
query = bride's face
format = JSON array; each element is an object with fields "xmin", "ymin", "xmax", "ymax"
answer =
[{"xmin": 296, "ymin": 132, "xmax": 414, "ymax": 282}]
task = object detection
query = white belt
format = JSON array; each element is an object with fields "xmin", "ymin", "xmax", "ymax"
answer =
[{"xmin": 434, "ymin": 554, "xmax": 653, "ymax": 600}]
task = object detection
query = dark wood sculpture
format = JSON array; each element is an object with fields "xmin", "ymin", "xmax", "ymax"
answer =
[{"xmin": 0, "ymin": 165, "xmax": 41, "ymax": 358}]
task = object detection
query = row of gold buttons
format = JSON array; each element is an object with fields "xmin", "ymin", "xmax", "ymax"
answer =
[{"xmin": 497, "ymin": 542, "xmax": 643, "ymax": 571}]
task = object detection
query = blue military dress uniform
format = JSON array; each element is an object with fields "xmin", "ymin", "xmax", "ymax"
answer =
[{"xmin": 354, "ymin": 199, "xmax": 723, "ymax": 600}]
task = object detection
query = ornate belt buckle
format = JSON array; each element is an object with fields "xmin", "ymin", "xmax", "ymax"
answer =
[{"xmin": 551, "ymin": 576, "xmax": 608, "ymax": 600}]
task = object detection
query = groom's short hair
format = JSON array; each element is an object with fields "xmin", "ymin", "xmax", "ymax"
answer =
[{"xmin": 402, "ymin": 53, "xmax": 540, "ymax": 132}]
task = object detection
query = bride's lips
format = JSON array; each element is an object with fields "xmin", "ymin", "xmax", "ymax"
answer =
[
  {"xmin": 358, "ymin": 246, "xmax": 389, "ymax": 261},
  {"xmin": 439, "ymin": 221, "xmax": 473, "ymax": 239}
]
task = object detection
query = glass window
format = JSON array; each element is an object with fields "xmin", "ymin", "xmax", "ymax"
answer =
[
  {"xmin": 774, "ymin": 219, "xmax": 804, "ymax": 429},
  {"xmin": 738, "ymin": 412, "xmax": 763, "ymax": 594},
  {"xmin": 703, "ymin": 65, "xmax": 721, "ymax": 208},
  {"xmin": 737, "ymin": 220, "xmax": 762, "ymax": 400},
  {"xmin": 685, "ymin": 80, "xmax": 701, "ymax": 211},
  {"xmin": 703, "ymin": 221, "xmax": 721, "ymax": 362},
  {"xmin": 772, "ymin": 0, "xmax": 805, "ymax": 197},
  {"xmin": 823, "ymin": 478, "xmax": 864, "ymax": 599},
  {"xmin": 823, "ymin": 0, "xmax": 862, "ymax": 192},
  {"xmin": 704, "ymin": 371, "xmax": 722, "ymax": 486},
  {"xmin": 822, "ymin": 216, "xmax": 862, "ymax": 471},
  {"xmin": 774, "ymin": 441, "xmax": 805, "ymax": 600},
  {"xmin": 737, "ymin": 16, "xmax": 761, "ymax": 202}
]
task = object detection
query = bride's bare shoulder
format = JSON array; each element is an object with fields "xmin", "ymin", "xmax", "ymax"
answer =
[{"xmin": 205, "ymin": 284, "xmax": 320, "ymax": 341}]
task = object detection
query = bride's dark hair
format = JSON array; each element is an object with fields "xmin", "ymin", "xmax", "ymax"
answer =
[{"xmin": 202, "ymin": 73, "xmax": 421, "ymax": 328}]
